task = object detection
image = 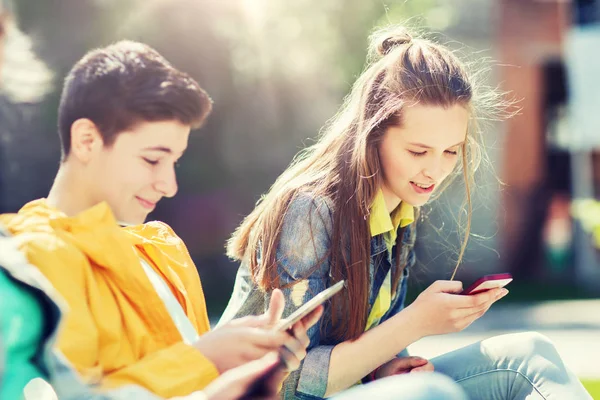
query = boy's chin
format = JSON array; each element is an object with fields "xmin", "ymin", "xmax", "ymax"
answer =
[{"xmin": 116, "ymin": 213, "xmax": 148, "ymax": 226}]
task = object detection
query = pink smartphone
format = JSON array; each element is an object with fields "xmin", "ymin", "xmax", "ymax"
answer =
[{"xmin": 461, "ymin": 273, "xmax": 513, "ymax": 295}]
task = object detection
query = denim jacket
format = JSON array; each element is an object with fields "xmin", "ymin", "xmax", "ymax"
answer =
[
  {"xmin": 219, "ymin": 193, "xmax": 417, "ymax": 400},
  {"xmin": 0, "ymin": 227, "xmax": 165, "ymax": 400}
]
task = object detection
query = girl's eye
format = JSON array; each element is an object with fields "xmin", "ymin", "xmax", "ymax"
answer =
[
  {"xmin": 409, "ymin": 150, "xmax": 426, "ymax": 157},
  {"xmin": 143, "ymin": 158, "xmax": 159, "ymax": 166},
  {"xmin": 445, "ymin": 150, "xmax": 459, "ymax": 156}
]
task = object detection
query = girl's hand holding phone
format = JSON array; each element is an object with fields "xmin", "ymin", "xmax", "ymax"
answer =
[{"xmin": 402, "ymin": 280, "xmax": 509, "ymax": 338}]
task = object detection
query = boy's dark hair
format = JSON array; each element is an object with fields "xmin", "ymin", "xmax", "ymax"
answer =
[{"xmin": 58, "ymin": 40, "xmax": 212, "ymax": 159}]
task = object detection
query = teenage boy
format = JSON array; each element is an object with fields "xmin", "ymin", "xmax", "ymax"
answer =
[{"xmin": 0, "ymin": 40, "xmax": 315, "ymax": 398}]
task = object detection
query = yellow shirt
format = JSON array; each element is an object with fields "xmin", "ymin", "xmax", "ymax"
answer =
[
  {"xmin": 0, "ymin": 200, "xmax": 219, "ymax": 398},
  {"xmin": 366, "ymin": 190, "xmax": 414, "ymax": 330},
  {"xmin": 369, "ymin": 189, "xmax": 415, "ymax": 253}
]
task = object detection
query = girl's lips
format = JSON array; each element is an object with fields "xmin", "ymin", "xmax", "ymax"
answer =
[{"xmin": 410, "ymin": 182, "xmax": 435, "ymax": 194}]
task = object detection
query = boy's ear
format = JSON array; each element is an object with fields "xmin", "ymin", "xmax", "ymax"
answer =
[{"xmin": 70, "ymin": 118, "xmax": 104, "ymax": 163}]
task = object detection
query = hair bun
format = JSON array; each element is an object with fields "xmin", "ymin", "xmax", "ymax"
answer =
[{"xmin": 376, "ymin": 32, "xmax": 413, "ymax": 56}]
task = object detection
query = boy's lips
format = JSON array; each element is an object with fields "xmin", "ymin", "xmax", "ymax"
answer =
[{"xmin": 136, "ymin": 196, "xmax": 157, "ymax": 210}]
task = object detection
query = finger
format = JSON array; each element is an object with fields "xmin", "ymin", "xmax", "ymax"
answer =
[
  {"xmin": 452, "ymin": 301, "xmax": 491, "ymax": 321},
  {"xmin": 472, "ymin": 288, "xmax": 509, "ymax": 310},
  {"xmin": 445, "ymin": 305, "xmax": 488, "ymax": 330},
  {"xmin": 465, "ymin": 300, "xmax": 495, "ymax": 320},
  {"xmin": 453, "ymin": 301, "xmax": 495, "ymax": 329},
  {"xmin": 392, "ymin": 356, "xmax": 428, "ymax": 371},
  {"xmin": 241, "ymin": 331, "xmax": 302, "ymax": 364},
  {"xmin": 280, "ymin": 337, "xmax": 306, "ymax": 369},
  {"xmin": 392, "ymin": 368, "xmax": 411, "ymax": 375},
  {"xmin": 493, "ymin": 288, "xmax": 510, "ymax": 302},
  {"xmin": 428, "ymin": 280, "xmax": 463, "ymax": 294},
  {"xmin": 238, "ymin": 343, "xmax": 274, "ymax": 364},
  {"xmin": 265, "ymin": 289, "xmax": 286, "ymax": 326},
  {"xmin": 246, "ymin": 329, "xmax": 290, "ymax": 350},
  {"xmin": 279, "ymin": 343, "xmax": 302, "ymax": 371},
  {"xmin": 227, "ymin": 314, "xmax": 266, "ymax": 328},
  {"xmin": 283, "ymin": 336, "xmax": 305, "ymax": 357},
  {"xmin": 411, "ymin": 362, "xmax": 435, "ymax": 373},
  {"xmin": 453, "ymin": 288, "xmax": 506, "ymax": 309},
  {"xmin": 473, "ymin": 287, "xmax": 506, "ymax": 303},
  {"xmin": 298, "ymin": 304, "xmax": 324, "ymax": 330},
  {"xmin": 291, "ymin": 322, "xmax": 311, "ymax": 349},
  {"xmin": 407, "ymin": 356, "xmax": 429, "ymax": 368}
]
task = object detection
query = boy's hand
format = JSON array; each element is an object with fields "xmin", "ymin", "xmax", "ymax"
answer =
[{"xmin": 194, "ymin": 289, "xmax": 324, "ymax": 373}]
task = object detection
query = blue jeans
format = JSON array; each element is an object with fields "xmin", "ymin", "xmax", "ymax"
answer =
[
  {"xmin": 431, "ymin": 332, "xmax": 592, "ymax": 400},
  {"xmin": 332, "ymin": 373, "xmax": 467, "ymax": 400}
]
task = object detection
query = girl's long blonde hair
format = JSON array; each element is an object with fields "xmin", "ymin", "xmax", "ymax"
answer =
[{"xmin": 228, "ymin": 25, "xmax": 505, "ymax": 341}]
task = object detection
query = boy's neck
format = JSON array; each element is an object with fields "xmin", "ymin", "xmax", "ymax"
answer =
[{"xmin": 47, "ymin": 164, "xmax": 96, "ymax": 217}]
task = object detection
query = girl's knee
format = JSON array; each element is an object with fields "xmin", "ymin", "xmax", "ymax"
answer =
[
  {"xmin": 512, "ymin": 331, "xmax": 553, "ymax": 344},
  {"xmin": 504, "ymin": 331, "xmax": 557, "ymax": 356},
  {"xmin": 484, "ymin": 331, "xmax": 562, "ymax": 368}
]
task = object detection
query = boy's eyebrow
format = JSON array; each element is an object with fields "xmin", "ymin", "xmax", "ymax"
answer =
[
  {"xmin": 142, "ymin": 146, "xmax": 184, "ymax": 156},
  {"xmin": 408, "ymin": 141, "xmax": 465, "ymax": 149}
]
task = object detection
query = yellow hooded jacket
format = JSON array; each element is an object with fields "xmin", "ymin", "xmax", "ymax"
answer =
[{"xmin": 0, "ymin": 199, "xmax": 219, "ymax": 398}]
